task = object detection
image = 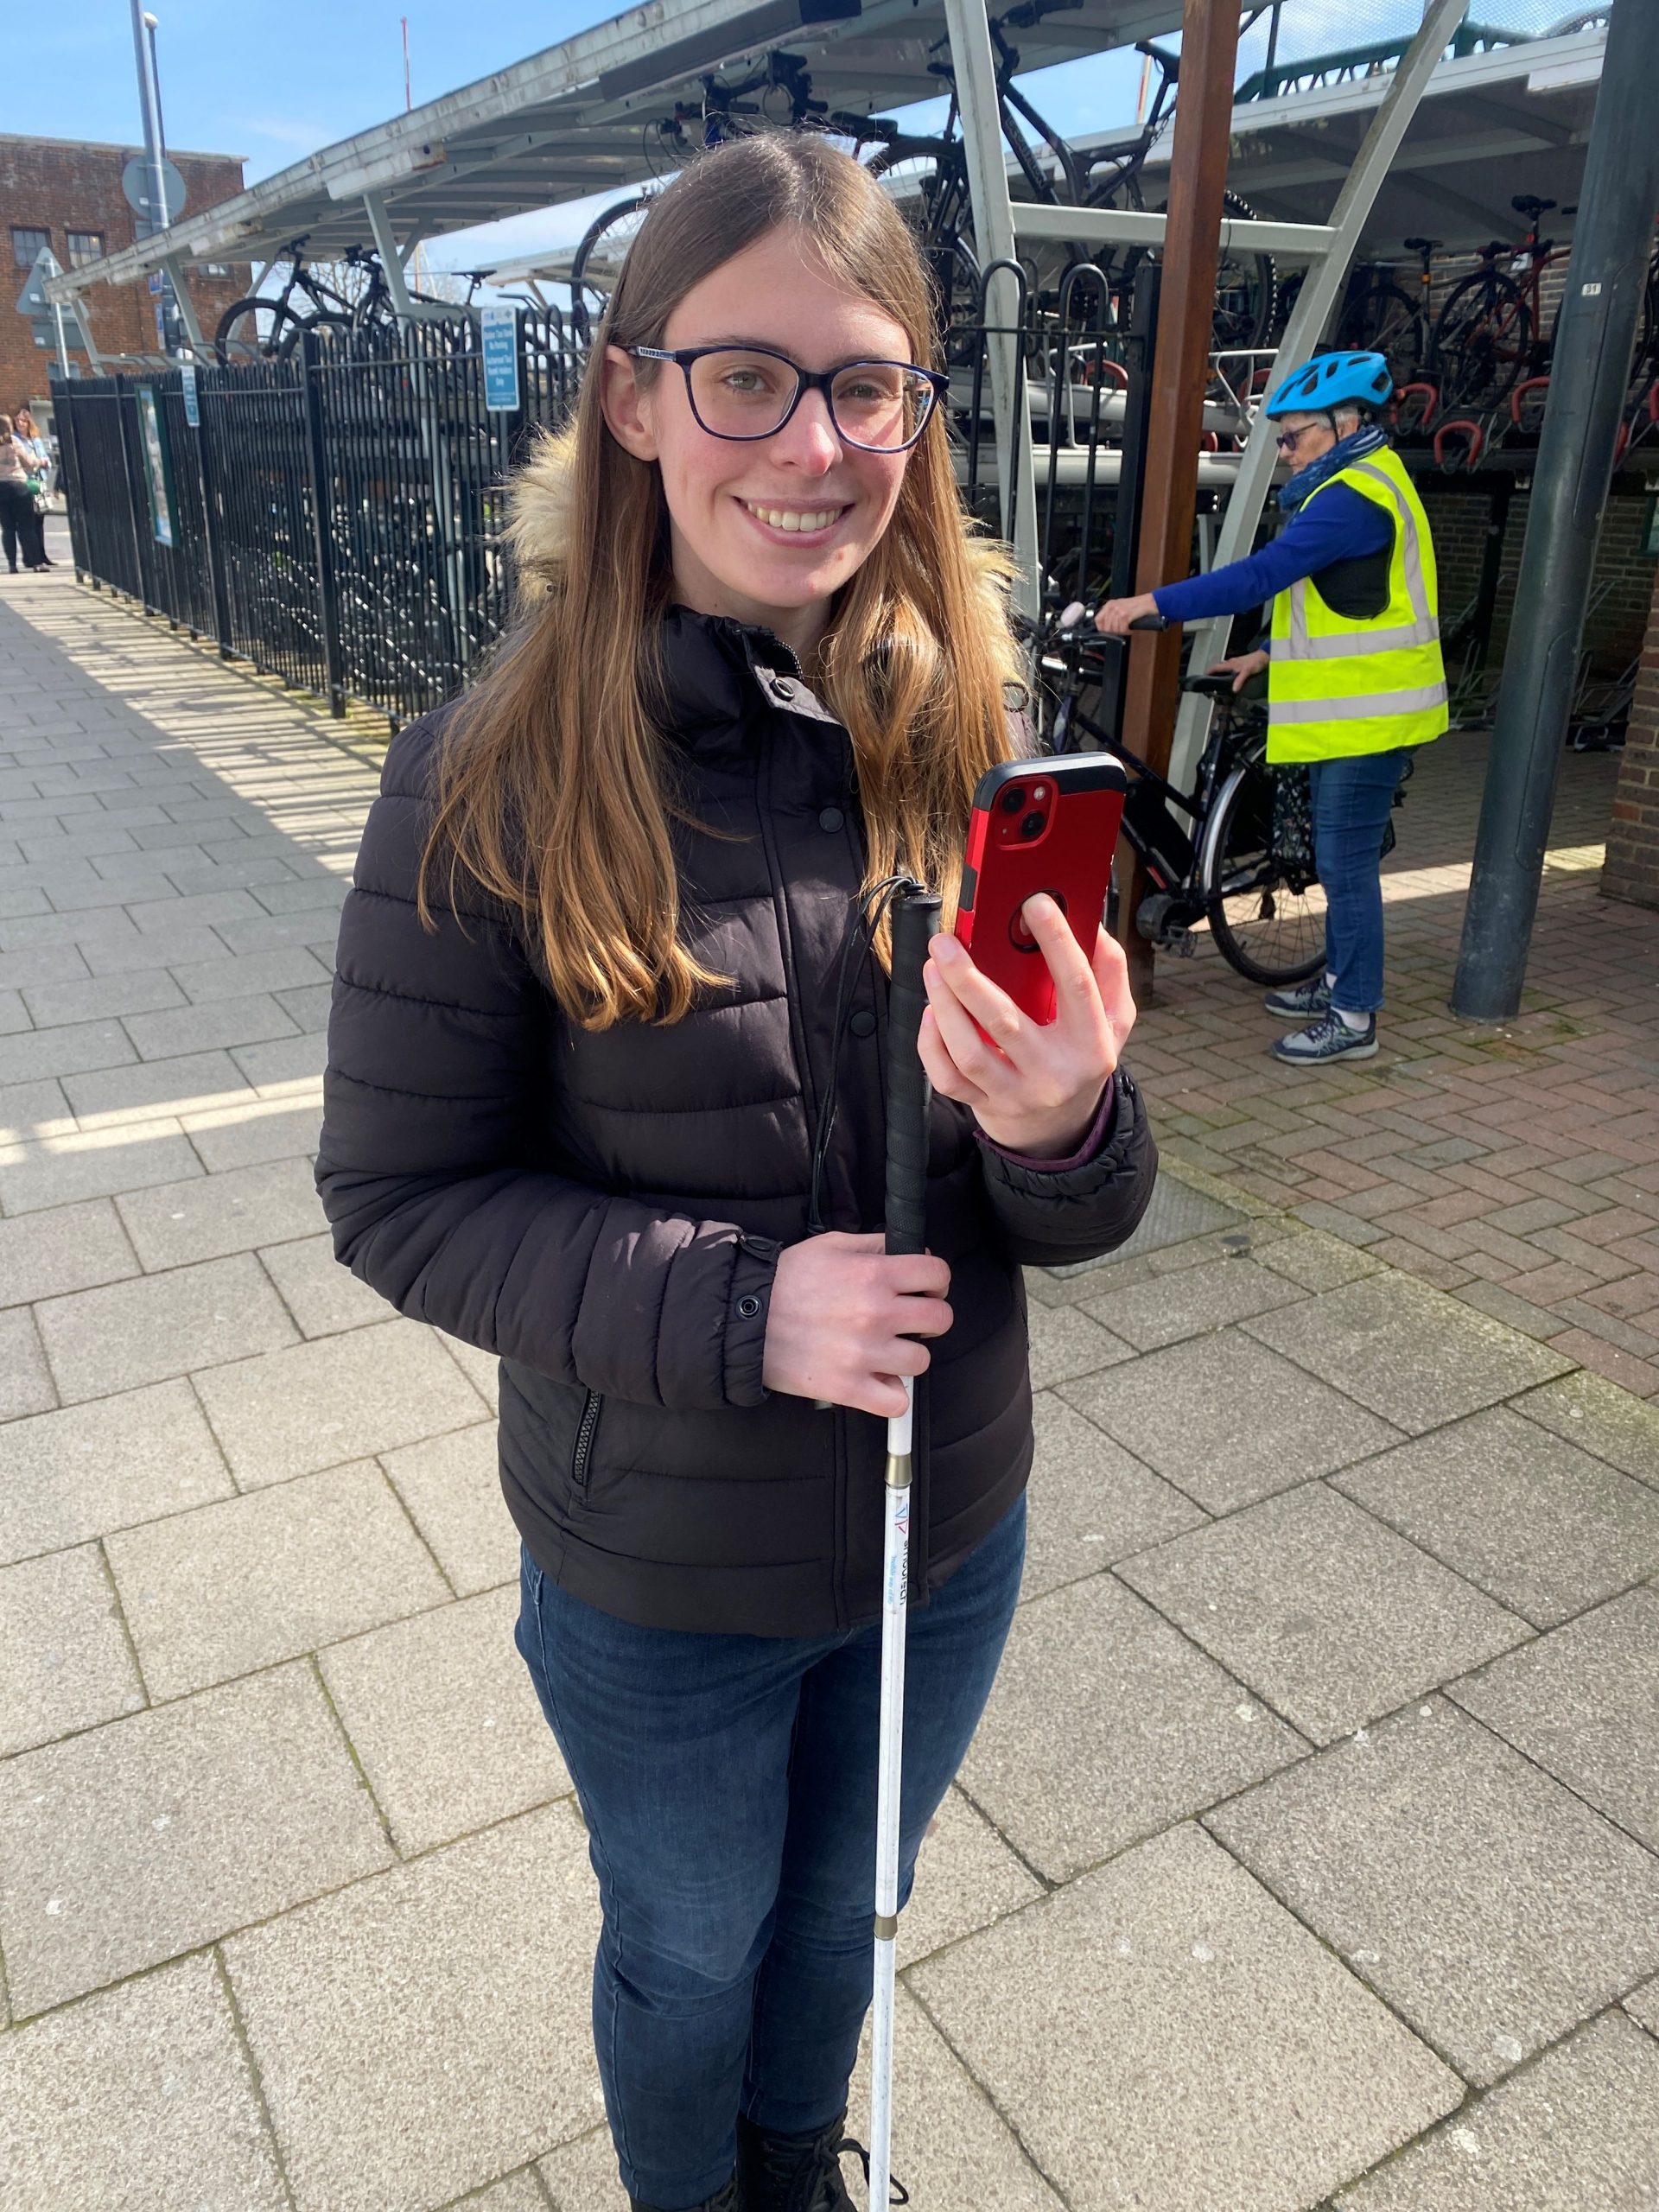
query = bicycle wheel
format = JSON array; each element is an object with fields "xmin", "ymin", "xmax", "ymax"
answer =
[
  {"xmin": 570, "ymin": 194, "xmax": 652, "ymax": 346},
  {"xmin": 215, "ymin": 298, "xmax": 307, "ymax": 365},
  {"xmin": 1116, "ymin": 191, "xmax": 1274, "ymax": 351},
  {"xmin": 1200, "ymin": 753, "xmax": 1325, "ymax": 986},
  {"xmin": 1432, "ymin": 270, "xmax": 1531, "ymax": 411},
  {"xmin": 1336, "ymin": 277, "xmax": 1421, "ymax": 386}
]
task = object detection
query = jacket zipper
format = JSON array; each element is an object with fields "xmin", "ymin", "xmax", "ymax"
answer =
[{"xmin": 572, "ymin": 1389, "xmax": 601, "ymax": 1491}]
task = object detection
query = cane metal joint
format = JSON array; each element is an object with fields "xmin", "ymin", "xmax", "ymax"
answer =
[
  {"xmin": 874, "ymin": 1911, "xmax": 899, "ymax": 1941},
  {"xmin": 884, "ymin": 1452, "xmax": 911, "ymax": 1490}
]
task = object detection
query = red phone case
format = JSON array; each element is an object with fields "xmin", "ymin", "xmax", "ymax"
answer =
[{"xmin": 954, "ymin": 753, "xmax": 1127, "ymax": 1026}]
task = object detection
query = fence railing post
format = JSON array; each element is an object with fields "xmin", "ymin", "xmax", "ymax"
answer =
[
  {"xmin": 113, "ymin": 376, "xmax": 156, "ymax": 612},
  {"xmin": 193, "ymin": 372, "xmax": 235, "ymax": 659},
  {"xmin": 299, "ymin": 328, "xmax": 346, "ymax": 718}
]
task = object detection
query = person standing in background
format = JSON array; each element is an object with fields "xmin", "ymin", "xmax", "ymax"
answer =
[
  {"xmin": 0, "ymin": 417, "xmax": 43, "ymax": 575},
  {"xmin": 10, "ymin": 409, "xmax": 54, "ymax": 571}
]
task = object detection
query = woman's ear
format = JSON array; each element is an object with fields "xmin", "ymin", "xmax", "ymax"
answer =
[{"xmin": 601, "ymin": 346, "xmax": 659, "ymax": 462}]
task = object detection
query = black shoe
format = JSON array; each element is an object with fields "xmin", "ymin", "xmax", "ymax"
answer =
[
  {"xmin": 737, "ymin": 2111, "xmax": 907, "ymax": 2211},
  {"xmin": 631, "ymin": 2178, "xmax": 741, "ymax": 2212}
]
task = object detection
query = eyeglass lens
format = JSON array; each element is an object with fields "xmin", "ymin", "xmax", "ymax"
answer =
[{"xmin": 686, "ymin": 351, "xmax": 933, "ymax": 450}]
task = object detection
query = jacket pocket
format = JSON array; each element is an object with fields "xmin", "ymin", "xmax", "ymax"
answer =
[{"xmin": 571, "ymin": 1389, "xmax": 603, "ymax": 1495}]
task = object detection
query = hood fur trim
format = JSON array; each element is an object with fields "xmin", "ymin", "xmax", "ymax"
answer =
[{"xmin": 505, "ymin": 426, "xmax": 582, "ymax": 596}]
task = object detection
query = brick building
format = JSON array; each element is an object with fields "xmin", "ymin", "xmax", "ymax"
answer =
[
  {"xmin": 1604, "ymin": 559, "xmax": 1659, "ymax": 909},
  {"xmin": 0, "ymin": 134, "xmax": 250, "ymax": 419}
]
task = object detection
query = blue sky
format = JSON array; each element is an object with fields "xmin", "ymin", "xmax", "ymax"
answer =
[{"xmin": 26, "ymin": 0, "xmax": 1568, "ymax": 273}]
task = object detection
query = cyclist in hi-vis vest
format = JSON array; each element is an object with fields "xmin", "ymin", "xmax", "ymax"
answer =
[{"xmin": 1097, "ymin": 352, "xmax": 1447, "ymax": 1065}]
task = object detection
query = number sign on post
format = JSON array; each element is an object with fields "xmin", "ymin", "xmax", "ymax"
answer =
[
  {"xmin": 480, "ymin": 303, "xmax": 521, "ymax": 413},
  {"xmin": 180, "ymin": 362, "xmax": 200, "ymax": 429}
]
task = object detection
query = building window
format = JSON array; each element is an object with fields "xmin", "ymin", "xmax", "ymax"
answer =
[
  {"xmin": 12, "ymin": 226, "xmax": 50, "ymax": 269},
  {"xmin": 66, "ymin": 231, "xmax": 105, "ymax": 268}
]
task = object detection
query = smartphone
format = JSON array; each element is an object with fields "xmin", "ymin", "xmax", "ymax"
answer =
[{"xmin": 954, "ymin": 753, "xmax": 1127, "ymax": 1026}]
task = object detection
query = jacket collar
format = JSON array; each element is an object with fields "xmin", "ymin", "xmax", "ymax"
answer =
[{"xmin": 654, "ymin": 605, "xmax": 842, "ymax": 754}]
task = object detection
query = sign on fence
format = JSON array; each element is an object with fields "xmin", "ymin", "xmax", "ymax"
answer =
[
  {"xmin": 480, "ymin": 303, "xmax": 520, "ymax": 413},
  {"xmin": 180, "ymin": 362, "xmax": 200, "ymax": 429},
  {"xmin": 135, "ymin": 386, "xmax": 177, "ymax": 549}
]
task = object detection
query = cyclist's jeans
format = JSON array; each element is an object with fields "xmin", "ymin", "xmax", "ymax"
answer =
[
  {"xmin": 1308, "ymin": 747, "xmax": 1413, "ymax": 1015},
  {"xmin": 513, "ymin": 1494, "xmax": 1026, "ymax": 2211}
]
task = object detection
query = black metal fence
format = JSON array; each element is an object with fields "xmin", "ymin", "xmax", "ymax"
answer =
[
  {"xmin": 48, "ymin": 278, "xmax": 1160, "ymax": 728},
  {"xmin": 52, "ymin": 313, "xmax": 578, "ymax": 727}
]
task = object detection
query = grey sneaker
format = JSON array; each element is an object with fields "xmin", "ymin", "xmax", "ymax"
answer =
[
  {"xmin": 1272, "ymin": 1010, "xmax": 1377, "ymax": 1064},
  {"xmin": 1264, "ymin": 975, "xmax": 1332, "ymax": 1021}
]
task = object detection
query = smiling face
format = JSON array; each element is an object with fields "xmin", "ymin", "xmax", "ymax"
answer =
[{"xmin": 601, "ymin": 226, "xmax": 918, "ymax": 660}]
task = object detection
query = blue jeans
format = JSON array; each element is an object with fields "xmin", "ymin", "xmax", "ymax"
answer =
[
  {"xmin": 1307, "ymin": 747, "xmax": 1412, "ymax": 1015},
  {"xmin": 514, "ymin": 1495, "xmax": 1026, "ymax": 2210}
]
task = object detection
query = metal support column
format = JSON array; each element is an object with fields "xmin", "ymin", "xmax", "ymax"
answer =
[
  {"xmin": 1167, "ymin": 0, "xmax": 1470, "ymax": 789},
  {"xmin": 1452, "ymin": 0, "xmax": 1659, "ymax": 1019},
  {"xmin": 162, "ymin": 254, "xmax": 207, "ymax": 353},
  {"xmin": 299, "ymin": 328, "xmax": 347, "ymax": 717},
  {"xmin": 941, "ymin": 0, "xmax": 1042, "ymax": 630}
]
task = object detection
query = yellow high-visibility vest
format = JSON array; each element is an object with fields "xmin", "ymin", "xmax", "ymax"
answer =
[{"xmin": 1267, "ymin": 445, "xmax": 1449, "ymax": 764}]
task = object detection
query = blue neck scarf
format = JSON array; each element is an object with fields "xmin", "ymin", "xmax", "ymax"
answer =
[{"xmin": 1277, "ymin": 423, "xmax": 1389, "ymax": 512}]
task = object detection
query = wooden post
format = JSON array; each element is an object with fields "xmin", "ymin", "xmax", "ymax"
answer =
[{"xmin": 1116, "ymin": 0, "xmax": 1243, "ymax": 1001}]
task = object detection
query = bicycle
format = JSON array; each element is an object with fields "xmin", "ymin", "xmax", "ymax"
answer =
[
  {"xmin": 1042, "ymin": 608, "xmax": 1325, "ymax": 986},
  {"xmin": 1334, "ymin": 235, "xmax": 1443, "ymax": 386},
  {"xmin": 1428, "ymin": 194, "xmax": 1572, "ymax": 412},
  {"xmin": 214, "ymin": 240, "xmax": 463, "ymax": 364}
]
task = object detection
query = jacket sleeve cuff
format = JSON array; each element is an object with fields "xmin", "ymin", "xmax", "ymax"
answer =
[
  {"xmin": 977, "ymin": 1076, "xmax": 1116, "ymax": 1174},
  {"xmin": 722, "ymin": 1232, "xmax": 780, "ymax": 1408}
]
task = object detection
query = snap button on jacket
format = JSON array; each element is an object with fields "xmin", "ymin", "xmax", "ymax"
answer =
[{"xmin": 317, "ymin": 607, "xmax": 1157, "ymax": 1636}]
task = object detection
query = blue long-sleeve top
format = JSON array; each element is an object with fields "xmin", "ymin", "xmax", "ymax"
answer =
[{"xmin": 1151, "ymin": 483, "xmax": 1393, "ymax": 625}]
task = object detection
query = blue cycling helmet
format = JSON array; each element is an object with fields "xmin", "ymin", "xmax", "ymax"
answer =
[{"xmin": 1263, "ymin": 352, "xmax": 1393, "ymax": 417}]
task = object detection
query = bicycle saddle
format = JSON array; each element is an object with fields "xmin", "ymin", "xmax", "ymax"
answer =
[
  {"xmin": 1512, "ymin": 194, "xmax": 1555, "ymax": 218},
  {"xmin": 1402, "ymin": 236, "xmax": 1440, "ymax": 253}
]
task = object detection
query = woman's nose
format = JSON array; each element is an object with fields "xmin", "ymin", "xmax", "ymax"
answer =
[{"xmin": 772, "ymin": 388, "xmax": 842, "ymax": 472}]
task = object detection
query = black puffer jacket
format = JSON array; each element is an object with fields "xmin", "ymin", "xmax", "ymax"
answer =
[{"xmin": 317, "ymin": 607, "xmax": 1156, "ymax": 1635}]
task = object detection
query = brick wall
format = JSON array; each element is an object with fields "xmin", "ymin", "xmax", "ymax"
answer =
[
  {"xmin": 1421, "ymin": 486, "xmax": 1657, "ymax": 683},
  {"xmin": 0, "ymin": 135, "xmax": 249, "ymax": 420},
  {"xmin": 1603, "ymin": 562, "xmax": 1659, "ymax": 908}
]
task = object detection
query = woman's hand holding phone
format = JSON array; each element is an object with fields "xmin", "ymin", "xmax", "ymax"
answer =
[{"xmin": 919, "ymin": 895, "xmax": 1136, "ymax": 1159}]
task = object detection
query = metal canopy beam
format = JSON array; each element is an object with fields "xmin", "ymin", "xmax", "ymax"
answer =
[
  {"xmin": 1166, "ymin": 0, "xmax": 1473, "ymax": 791},
  {"xmin": 1011, "ymin": 202, "xmax": 1338, "ymax": 260}
]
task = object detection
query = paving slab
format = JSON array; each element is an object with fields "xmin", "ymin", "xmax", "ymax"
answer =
[
  {"xmin": 320, "ymin": 1584, "xmax": 572, "ymax": 1855},
  {"xmin": 105, "ymin": 1459, "xmax": 450, "ymax": 1700},
  {"xmin": 381, "ymin": 1422, "xmax": 520, "ymax": 1595},
  {"xmin": 0, "ymin": 1660, "xmax": 391, "ymax": 2013},
  {"xmin": 259, "ymin": 1226, "xmax": 397, "ymax": 1335},
  {"xmin": 1021, "ymin": 1391, "xmax": 1208, "ymax": 1599},
  {"xmin": 1332, "ymin": 1406, "xmax": 1659, "ymax": 1628},
  {"xmin": 899, "ymin": 1782, "xmax": 1043, "ymax": 1966},
  {"xmin": 1078, "ymin": 1252, "xmax": 1309, "ymax": 1351},
  {"xmin": 1510, "ymin": 1367, "xmax": 1659, "ymax": 1490},
  {"xmin": 113, "ymin": 1155, "xmax": 326, "ymax": 1269},
  {"xmin": 1025, "ymin": 1298, "xmax": 1135, "ymax": 1388},
  {"xmin": 1448, "ymin": 1586, "xmax": 1659, "ymax": 1852},
  {"xmin": 122, "ymin": 993, "xmax": 299, "ymax": 1063},
  {"xmin": 0, "ymin": 1952, "xmax": 289, "ymax": 2212},
  {"xmin": 1117, "ymin": 1482, "xmax": 1530, "ymax": 1745},
  {"xmin": 0, "ymin": 1306, "xmax": 55, "ymax": 1418},
  {"xmin": 445, "ymin": 2175, "xmax": 550, "ymax": 2211},
  {"xmin": 1208, "ymin": 1697, "xmax": 1659, "ymax": 2088},
  {"xmin": 0, "ymin": 1122, "xmax": 205, "ymax": 1215},
  {"xmin": 232, "ymin": 1029, "xmax": 328, "ymax": 1090},
  {"xmin": 1031, "ymin": 1177, "xmax": 1245, "ymax": 1305},
  {"xmin": 959, "ymin": 1571, "xmax": 1307, "ymax": 1881},
  {"xmin": 1335, "ymin": 2010, "xmax": 1659, "ymax": 2210},
  {"xmin": 442, "ymin": 1329, "xmax": 501, "ymax": 1408},
  {"xmin": 60, "ymin": 1046, "xmax": 256, "ymax": 1127},
  {"xmin": 539, "ymin": 2128, "xmax": 628, "ymax": 2211},
  {"xmin": 170, "ymin": 944, "xmax": 333, "ymax": 1004},
  {"xmin": 1255, "ymin": 1236, "xmax": 1386, "ymax": 1296},
  {"xmin": 194, "ymin": 1318, "xmax": 491, "ymax": 1485},
  {"xmin": 225, "ymin": 1803, "xmax": 601, "ymax": 2212},
  {"xmin": 912, "ymin": 1821, "xmax": 1461, "ymax": 2212},
  {"xmin": 1627, "ymin": 1975, "xmax": 1659, "ymax": 2038},
  {"xmin": 180, "ymin": 1091, "xmax": 323, "ymax": 1171},
  {"xmin": 34, "ymin": 1250, "xmax": 299, "ymax": 1402},
  {"xmin": 0, "ymin": 1378, "xmax": 233, "ymax": 1566},
  {"xmin": 0, "ymin": 1543, "xmax": 143, "ymax": 1756},
  {"xmin": 1060, "ymin": 1327, "xmax": 1402, "ymax": 1513},
  {"xmin": 0, "ymin": 1072, "xmax": 77, "ymax": 1142},
  {"xmin": 0, "ymin": 1196, "xmax": 138, "ymax": 1308},
  {"xmin": 0, "ymin": 1014, "xmax": 134, "ymax": 1082},
  {"xmin": 1243, "ymin": 1274, "xmax": 1573, "ymax": 1436}
]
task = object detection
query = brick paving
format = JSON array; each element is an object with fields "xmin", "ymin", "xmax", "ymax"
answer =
[
  {"xmin": 3, "ymin": 543, "xmax": 1659, "ymax": 2212},
  {"xmin": 1139, "ymin": 730, "xmax": 1659, "ymax": 1400}
]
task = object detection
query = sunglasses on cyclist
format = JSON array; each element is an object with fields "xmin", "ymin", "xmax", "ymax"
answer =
[{"xmin": 626, "ymin": 344, "xmax": 948, "ymax": 454}]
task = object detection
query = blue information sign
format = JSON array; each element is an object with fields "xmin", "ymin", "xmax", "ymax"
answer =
[
  {"xmin": 480, "ymin": 303, "xmax": 520, "ymax": 413},
  {"xmin": 180, "ymin": 362, "xmax": 200, "ymax": 429}
]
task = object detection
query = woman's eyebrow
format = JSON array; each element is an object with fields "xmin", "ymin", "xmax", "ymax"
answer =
[{"xmin": 688, "ymin": 336, "xmax": 904, "ymax": 362}]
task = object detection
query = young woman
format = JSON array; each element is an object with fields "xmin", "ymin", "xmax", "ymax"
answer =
[{"xmin": 319, "ymin": 135, "xmax": 1155, "ymax": 2212}]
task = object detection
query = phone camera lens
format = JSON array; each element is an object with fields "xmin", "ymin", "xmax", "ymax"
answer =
[
  {"xmin": 1020, "ymin": 810, "xmax": 1046, "ymax": 840},
  {"xmin": 999, "ymin": 785, "xmax": 1025, "ymax": 814}
]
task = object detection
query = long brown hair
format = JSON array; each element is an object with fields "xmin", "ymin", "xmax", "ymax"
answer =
[{"xmin": 420, "ymin": 133, "xmax": 1022, "ymax": 1028}]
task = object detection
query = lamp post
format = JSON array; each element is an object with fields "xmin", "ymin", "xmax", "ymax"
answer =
[{"xmin": 130, "ymin": 1, "xmax": 178, "ymax": 352}]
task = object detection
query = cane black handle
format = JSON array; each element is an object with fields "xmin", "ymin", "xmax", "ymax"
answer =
[
  {"xmin": 885, "ymin": 887, "xmax": 940, "ymax": 1261},
  {"xmin": 1128, "ymin": 612, "xmax": 1169, "ymax": 630}
]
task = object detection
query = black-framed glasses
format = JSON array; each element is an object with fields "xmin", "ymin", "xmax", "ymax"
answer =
[{"xmin": 627, "ymin": 344, "xmax": 947, "ymax": 453}]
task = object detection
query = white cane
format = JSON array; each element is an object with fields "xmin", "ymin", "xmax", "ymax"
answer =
[{"xmin": 868, "ymin": 884, "xmax": 938, "ymax": 2210}]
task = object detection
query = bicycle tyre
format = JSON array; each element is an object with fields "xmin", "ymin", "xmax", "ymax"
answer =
[
  {"xmin": 275, "ymin": 308, "xmax": 353, "ymax": 360},
  {"xmin": 570, "ymin": 194, "xmax": 652, "ymax": 345},
  {"xmin": 1336, "ymin": 277, "xmax": 1421, "ymax": 386},
  {"xmin": 215, "ymin": 298, "xmax": 307, "ymax": 366},
  {"xmin": 1432, "ymin": 270, "xmax": 1531, "ymax": 411},
  {"xmin": 1200, "ymin": 753, "xmax": 1325, "ymax": 987}
]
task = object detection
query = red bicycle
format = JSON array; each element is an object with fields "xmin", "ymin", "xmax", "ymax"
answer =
[{"xmin": 1429, "ymin": 194, "xmax": 1572, "ymax": 412}]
